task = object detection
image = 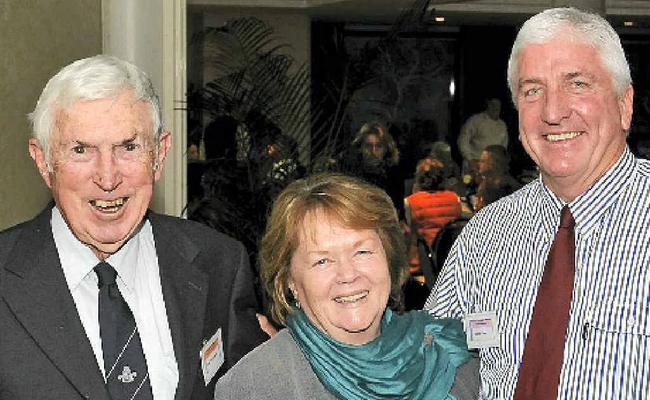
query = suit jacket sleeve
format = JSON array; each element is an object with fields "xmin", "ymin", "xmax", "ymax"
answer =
[{"xmin": 225, "ymin": 241, "xmax": 268, "ymax": 368}]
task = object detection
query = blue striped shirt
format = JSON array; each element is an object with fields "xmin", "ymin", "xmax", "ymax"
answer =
[{"xmin": 425, "ymin": 148, "xmax": 650, "ymax": 399}]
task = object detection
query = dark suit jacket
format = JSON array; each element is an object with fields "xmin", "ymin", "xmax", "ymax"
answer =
[{"xmin": 0, "ymin": 207, "xmax": 267, "ymax": 399}]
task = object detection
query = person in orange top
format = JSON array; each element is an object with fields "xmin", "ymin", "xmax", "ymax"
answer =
[{"xmin": 405, "ymin": 158, "xmax": 462, "ymax": 273}]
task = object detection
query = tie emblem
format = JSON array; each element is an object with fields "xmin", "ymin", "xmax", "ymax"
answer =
[{"xmin": 117, "ymin": 366, "xmax": 137, "ymax": 383}]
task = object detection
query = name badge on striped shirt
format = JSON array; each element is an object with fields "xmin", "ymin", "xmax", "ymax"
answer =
[{"xmin": 465, "ymin": 311, "xmax": 499, "ymax": 349}]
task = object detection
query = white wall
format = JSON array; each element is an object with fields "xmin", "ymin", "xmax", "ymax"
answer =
[{"xmin": 103, "ymin": 0, "xmax": 188, "ymax": 217}]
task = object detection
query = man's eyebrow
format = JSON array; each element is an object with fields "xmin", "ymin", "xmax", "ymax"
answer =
[
  {"xmin": 73, "ymin": 140, "xmax": 92, "ymax": 147},
  {"xmin": 564, "ymin": 71, "xmax": 592, "ymax": 80},
  {"xmin": 117, "ymin": 134, "xmax": 139, "ymax": 146},
  {"xmin": 518, "ymin": 78, "xmax": 543, "ymax": 87}
]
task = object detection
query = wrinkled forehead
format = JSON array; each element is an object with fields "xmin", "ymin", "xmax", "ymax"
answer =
[
  {"xmin": 298, "ymin": 207, "xmax": 367, "ymax": 245},
  {"xmin": 300, "ymin": 205, "xmax": 380, "ymax": 239},
  {"xmin": 53, "ymin": 93, "xmax": 155, "ymax": 139},
  {"xmin": 364, "ymin": 133, "xmax": 383, "ymax": 144},
  {"xmin": 518, "ymin": 38, "xmax": 608, "ymax": 81}
]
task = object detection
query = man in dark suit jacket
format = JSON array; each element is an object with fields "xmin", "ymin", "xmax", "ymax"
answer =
[{"xmin": 0, "ymin": 55, "xmax": 266, "ymax": 399}]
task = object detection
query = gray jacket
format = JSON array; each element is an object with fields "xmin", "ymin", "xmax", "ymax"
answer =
[{"xmin": 214, "ymin": 329, "xmax": 479, "ymax": 399}]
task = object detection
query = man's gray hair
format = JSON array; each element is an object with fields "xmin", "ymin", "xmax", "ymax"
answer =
[
  {"xmin": 29, "ymin": 55, "xmax": 164, "ymax": 166},
  {"xmin": 507, "ymin": 7, "xmax": 631, "ymax": 106}
]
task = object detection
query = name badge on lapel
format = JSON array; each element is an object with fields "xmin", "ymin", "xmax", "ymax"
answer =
[
  {"xmin": 465, "ymin": 311, "xmax": 499, "ymax": 349},
  {"xmin": 200, "ymin": 327, "xmax": 225, "ymax": 385}
]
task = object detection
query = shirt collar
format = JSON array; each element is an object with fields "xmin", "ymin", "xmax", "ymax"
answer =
[
  {"xmin": 52, "ymin": 206, "xmax": 145, "ymax": 293},
  {"xmin": 571, "ymin": 148, "xmax": 635, "ymax": 237},
  {"xmin": 538, "ymin": 147, "xmax": 635, "ymax": 238},
  {"xmin": 105, "ymin": 224, "xmax": 142, "ymax": 294},
  {"xmin": 538, "ymin": 180, "xmax": 565, "ymax": 239},
  {"xmin": 52, "ymin": 207, "xmax": 101, "ymax": 291}
]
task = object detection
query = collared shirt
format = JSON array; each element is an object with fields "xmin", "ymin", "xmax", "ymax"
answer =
[
  {"xmin": 52, "ymin": 208, "xmax": 179, "ymax": 399},
  {"xmin": 426, "ymin": 148, "xmax": 650, "ymax": 399}
]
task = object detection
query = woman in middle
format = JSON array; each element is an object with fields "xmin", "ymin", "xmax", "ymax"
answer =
[{"xmin": 214, "ymin": 173, "xmax": 478, "ymax": 399}]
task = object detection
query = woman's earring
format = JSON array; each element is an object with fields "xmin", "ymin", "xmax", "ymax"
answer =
[{"xmin": 291, "ymin": 290, "xmax": 301, "ymax": 309}]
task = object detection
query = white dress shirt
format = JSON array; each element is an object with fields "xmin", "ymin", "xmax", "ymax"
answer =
[{"xmin": 52, "ymin": 207, "xmax": 179, "ymax": 399}]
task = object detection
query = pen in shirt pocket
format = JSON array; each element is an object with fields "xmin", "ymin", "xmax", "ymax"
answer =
[
  {"xmin": 582, "ymin": 309, "xmax": 594, "ymax": 341},
  {"xmin": 581, "ymin": 322, "xmax": 591, "ymax": 341}
]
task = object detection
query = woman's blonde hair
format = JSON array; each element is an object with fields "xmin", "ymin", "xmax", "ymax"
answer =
[{"xmin": 260, "ymin": 173, "xmax": 409, "ymax": 325}]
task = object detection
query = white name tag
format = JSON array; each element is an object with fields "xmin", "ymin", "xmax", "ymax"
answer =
[
  {"xmin": 200, "ymin": 327, "xmax": 225, "ymax": 385},
  {"xmin": 465, "ymin": 311, "xmax": 499, "ymax": 349}
]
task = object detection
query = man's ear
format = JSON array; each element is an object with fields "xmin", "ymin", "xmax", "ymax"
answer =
[
  {"xmin": 620, "ymin": 85, "xmax": 634, "ymax": 132},
  {"xmin": 153, "ymin": 131, "xmax": 172, "ymax": 181},
  {"xmin": 28, "ymin": 139, "xmax": 52, "ymax": 188}
]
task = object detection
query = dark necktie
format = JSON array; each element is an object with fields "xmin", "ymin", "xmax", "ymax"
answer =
[
  {"xmin": 514, "ymin": 206, "xmax": 575, "ymax": 400},
  {"xmin": 95, "ymin": 262, "xmax": 153, "ymax": 400}
]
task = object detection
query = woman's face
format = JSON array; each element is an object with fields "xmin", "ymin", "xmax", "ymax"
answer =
[
  {"xmin": 478, "ymin": 150, "xmax": 496, "ymax": 175},
  {"xmin": 289, "ymin": 210, "xmax": 391, "ymax": 345}
]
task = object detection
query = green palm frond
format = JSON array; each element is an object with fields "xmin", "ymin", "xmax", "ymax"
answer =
[{"xmin": 200, "ymin": 17, "xmax": 311, "ymax": 151}]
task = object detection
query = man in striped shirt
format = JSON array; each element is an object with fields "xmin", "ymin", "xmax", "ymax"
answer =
[{"xmin": 426, "ymin": 7, "xmax": 650, "ymax": 399}]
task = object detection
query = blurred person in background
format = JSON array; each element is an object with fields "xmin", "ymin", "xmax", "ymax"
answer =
[
  {"xmin": 458, "ymin": 98, "xmax": 509, "ymax": 180},
  {"xmin": 341, "ymin": 122, "xmax": 405, "ymax": 218},
  {"xmin": 474, "ymin": 144, "xmax": 521, "ymax": 211},
  {"xmin": 405, "ymin": 159, "xmax": 463, "ymax": 275}
]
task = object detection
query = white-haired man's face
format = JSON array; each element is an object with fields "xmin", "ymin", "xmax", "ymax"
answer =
[
  {"xmin": 515, "ymin": 35, "xmax": 633, "ymax": 201},
  {"xmin": 29, "ymin": 89, "xmax": 171, "ymax": 259}
]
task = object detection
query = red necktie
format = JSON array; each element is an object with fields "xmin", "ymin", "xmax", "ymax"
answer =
[{"xmin": 514, "ymin": 205, "xmax": 575, "ymax": 400}]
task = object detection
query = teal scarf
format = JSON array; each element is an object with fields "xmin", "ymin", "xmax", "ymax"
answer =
[{"xmin": 287, "ymin": 308, "xmax": 470, "ymax": 400}]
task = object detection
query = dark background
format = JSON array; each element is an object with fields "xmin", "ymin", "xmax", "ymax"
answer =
[{"xmin": 310, "ymin": 22, "xmax": 650, "ymax": 178}]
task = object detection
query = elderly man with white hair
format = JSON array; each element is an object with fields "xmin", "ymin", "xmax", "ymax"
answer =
[
  {"xmin": 427, "ymin": 8, "xmax": 648, "ymax": 400},
  {"xmin": 0, "ymin": 55, "xmax": 266, "ymax": 400}
]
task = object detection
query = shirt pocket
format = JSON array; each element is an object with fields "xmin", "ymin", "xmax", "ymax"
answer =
[
  {"xmin": 582, "ymin": 303, "xmax": 650, "ymax": 397},
  {"xmin": 588, "ymin": 303, "xmax": 650, "ymax": 337}
]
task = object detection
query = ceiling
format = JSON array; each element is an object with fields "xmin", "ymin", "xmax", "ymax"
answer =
[
  {"xmin": 188, "ymin": 0, "xmax": 650, "ymax": 29},
  {"xmin": 299, "ymin": 0, "xmax": 531, "ymax": 25}
]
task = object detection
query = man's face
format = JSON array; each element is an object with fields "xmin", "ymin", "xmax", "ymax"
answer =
[
  {"xmin": 29, "ymin": 90, "xmax": 171, "ymax": 259},
  {"xmin": 516, "ymin": 35, "xmax": 633, "ymax": 201},
  {"xmin": 362, "ymin": 134, "xmax": 387, "ymax": 162},
  {"xmin": 486, "ymin": 100, "xmax": 501, "ymax": 120}
]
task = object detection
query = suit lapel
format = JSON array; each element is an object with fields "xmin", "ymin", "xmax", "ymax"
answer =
[
  {"xmin": 150, "ymin": 214, "xmax": 208, "ymax": 400},
  {"xmin": 2, "ymin": 208, "xmax": 109, "ymax": 399}
]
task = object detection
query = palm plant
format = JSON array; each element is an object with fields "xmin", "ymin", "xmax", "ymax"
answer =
[
  {"xmin": 200, "ymin": 17, "xmax": 312, "ymax": 160},
  {"xmin": 188, "ymin": 17, "xmax": 313, "ymax": 251},
  {"xmin": 188, "ymin": 0, "xmax": 444, "ymax": 250}
]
